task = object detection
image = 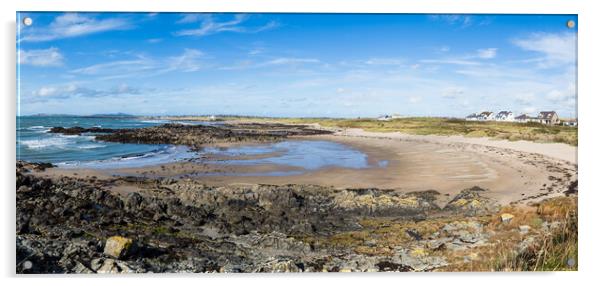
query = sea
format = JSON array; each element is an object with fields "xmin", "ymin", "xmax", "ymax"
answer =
[{"xmin": 17, "ymin": 116, "xmax": 375, "ymax": 172}]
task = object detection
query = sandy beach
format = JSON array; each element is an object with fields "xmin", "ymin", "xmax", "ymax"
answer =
[{"xmin": 40, "ymin": 127, "xmax": 577, "ymax": 206}]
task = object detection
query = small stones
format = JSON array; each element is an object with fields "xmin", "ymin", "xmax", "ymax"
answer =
[
  {"xmin": 500, "ymin": 213, "xmax": 515, "ymax": 223},
  {"xmin": 92, "ymin": 258, "xmax": 135, "ymax": 274},
  {"xmin": 519, "ymin": 225, "xmax": 531, "ymax": 234},
  {"xmin": 103, "ymin": 236, "xmax": 133, "ymax": 259}
]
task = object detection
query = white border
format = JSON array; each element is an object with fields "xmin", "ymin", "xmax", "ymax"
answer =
[{"xmin": 2, "ymin": 1, "xmax": 601, "ymax": 285}]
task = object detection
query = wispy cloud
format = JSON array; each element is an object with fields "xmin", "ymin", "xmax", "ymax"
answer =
[
  {"xmin": 174, "ymin": 14, "xmax": 278, "ymax": 37},
  {"xmin": 429, "ymin": 15, "xmax": 494, "ymax": 28},
  {"xmin": 30, "ymin": 83, "xmax": 144, "ymax": 102},
  {"xmin": 420, "ymin": 59, "xmax": 481, "ymax": 66},
  {"xmin": 512, "ymin": 32, "xmax": 576, "ymax": 67},
  {"xmin": 18, "ymin": 47, "xmax": 64, "ymax": 66},
  {"xmin": 166, "ymin": 49, "xmax": 206, "ymax": 72},
  {"xmin": 220, "ymin": 57, "xmax": 321, "ymax": 70},
  {"xmin": 19, "ymin": 13, "xmax": 131, "ymax": 42},
  {"xmin": 70, "ymin": 49, "xmax": 208, "ymax": 80},
  {"xmin": 429, "ymin": 15, "xmax": 474, "ymax": 28},
  {"xmin": 477, "ymin": 48, "xmax": 497, "ymax": 59}
]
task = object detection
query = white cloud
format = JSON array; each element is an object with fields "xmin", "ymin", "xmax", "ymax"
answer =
[
  {"xmin": 546, "ymin": 83, "xmax": 576, "ymax": 105},
  {"xmin": 477, "ymin": 48, "xmax": 497, "ymax": 59},
  {"xmin": 19, "ymin": 13, "xmax": 131, "ymax": 42},
  {"xmin": 19, "ymin": 47, "xmax": 64, "ymax": 66},
  {"xmin": 70, "ymin": 49, "xmax": 208, "ymax": 79},
  {"xmin": 176, "ymin": 14, "xmax": 209, "ymax": 24},
  {"xmin": 420, "ymin": 59, "xmax": 480, "ymax": 66},
  {"xmin": 71, "ymin": 59, "xmax": 154, "ymax": 76},
  {"xmin": 174, "ymin": 14, "xmax": 278, "ymax": 37},
  {"xmin": 363, "ymin": 58, "xmax": 404, "ymax": 66},
  {"xmin": 166, "ymin": 49, "xmax": 205, "ymax": 72},
  {"xmin": 512, "ymin": 32, "xmax": 576, "ymax": 67},
  {"xmin": 30, "ymin": 83, "xmax": 143, "ymax": 101},
  {"xmin": 264, "ymin": 58, "xmax": 320, "ymax": 66},
  {"xmin": 429, "ymin": 15, "xmax": 473, "ymax": 28},
  {"xmin": 147, "ymin": 38, "xmax": 163, "ymax": 44},
  {"xmin": 34, "ymin": 87, "xmax": 58, "ymax": 97}
]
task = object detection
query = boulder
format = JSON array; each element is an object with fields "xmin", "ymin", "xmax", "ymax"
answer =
[{"xmin": 103, "ymin": 236, "xmax": 133, "ymax": 259}]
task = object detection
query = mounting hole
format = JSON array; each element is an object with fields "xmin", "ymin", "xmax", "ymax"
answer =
[
  {"xmin": 567, "ymin": 20, "xmax": 575, "ymax": 29},
  {"xmin": 23, "ymin": 17, "xmax": 33, "ymax": 26}
]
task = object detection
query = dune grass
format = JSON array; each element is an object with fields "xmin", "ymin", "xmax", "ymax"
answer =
[{"xmin": 164, "ymin": 116, "xmax": 577, "ymax": 146}]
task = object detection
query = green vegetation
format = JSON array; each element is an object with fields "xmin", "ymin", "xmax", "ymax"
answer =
[
  {"xmin": 264, "ymin": 117, "xmax": 577, "ymax": 146},
  {"xmin": 296, "ymin": 196, "xmax": 577, "ymax": 271},
  {"xmin": 158, "ymin": 116, "xmax": 577, "ymax": 146}
]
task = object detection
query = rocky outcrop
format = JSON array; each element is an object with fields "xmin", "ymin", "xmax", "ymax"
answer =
[
  {"xmin": 49, "ymin": 126, "xmax": 116, "ymax": 135},
  {"xmin": 93, "ymin": 123, "xmax": 332, "ymax": 150},
  {"xmin": 16, "ymin": 163, "xmax": 509, "ymax": 273},
  {"xmin": 443, "ymin": 186, "xmax": 499, "ymax": 215}
]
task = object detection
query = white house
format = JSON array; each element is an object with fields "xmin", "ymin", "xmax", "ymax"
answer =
[
  {"xmin": 537, "ymin": 111, "xmax": 560, "ymax": 125},
  {"xmin": 477, "ymin": 111, "xmax": 495, "ymax": 121},
  {"xmin": 465, "ymin": 113, "xmax": 479, "ymax": 121},
  {"xmin": 495, "ymin": 111, "xmax": 514, "ymax": 122}
]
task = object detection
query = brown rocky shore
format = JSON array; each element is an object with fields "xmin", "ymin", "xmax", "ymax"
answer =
[
  {"xmin": 49, "ymin": 123, "xmax": 333, "ymax": 150},
  {"xmin": 16, "ymin": 160, "xmax": 577, "ymax": 273}
]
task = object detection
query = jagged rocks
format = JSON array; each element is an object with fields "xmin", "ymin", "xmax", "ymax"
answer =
[
  {"xmin": 94, "ymin": 123, "xmax": 331, "ymax": 150},
  {"xmin": 49, "ymin": 126, "xmax": 116, "ymax": 135},
  {"xmin": 444, "ymin": 186, "xmax": 499, "ymax": 215},
  {"xmin": 16, "ymin": 162, "xmax": 511, "ymax": 273},
  {"xmin": 91, "ymin": 258, "xmax": 136, "ymax": 274}
]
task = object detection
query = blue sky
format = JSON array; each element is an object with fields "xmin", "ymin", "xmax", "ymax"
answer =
[{"xmin": 17, "ymin": 13, "xmax": 577, "ymax": 118}]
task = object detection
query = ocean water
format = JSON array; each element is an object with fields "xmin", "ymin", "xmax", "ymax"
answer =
[
  {"xmin": 16, "ymin": 116, "xmax": 197, "ymax": 168},
  {"xmin": 16, "ymin": 116, "xmax": 378, "ymax": 173}
]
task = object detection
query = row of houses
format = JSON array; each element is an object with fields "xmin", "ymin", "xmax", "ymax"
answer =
[{"xmin": 466, "ymin": 111, "xmax": 576, "ymax": 126}]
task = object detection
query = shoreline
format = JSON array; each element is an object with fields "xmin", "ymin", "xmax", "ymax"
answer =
[
  {"xmin": 38, "ymin": 126, "xmax": 577, "ymax": 206},
  {"xmin": 329, "ymin": 127, "xmax": 577, "ymax": 164},
  {"xmin": 17, "ymin": 122, "xmax": 579, "ymax": 273}
]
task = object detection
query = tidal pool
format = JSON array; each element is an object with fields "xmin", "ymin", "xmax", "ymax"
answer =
[{"xmin": 200, "ymin": 140, "xmax": 372, "ymax": 171}]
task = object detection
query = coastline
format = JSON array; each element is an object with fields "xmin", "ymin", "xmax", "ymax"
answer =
[
  {"xmin": 38, "ymin": 126, "xmax": 577, "ymax": 206},
  {"xmin": 17, "ymin": 121, "xmax": 579, "ymax": 273},
  {"xmin": 331, "ymin": 127, "xmax": 577, "ymax": 164}
]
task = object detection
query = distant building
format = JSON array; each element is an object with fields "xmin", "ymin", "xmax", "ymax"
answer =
[
  {"xmin": 563, "ymin": 119, "xmax": 578, "ymax": 127},
  {"xmin": 477, "ymin": 111, "xmax": 495, "ymax": 121},
  {"xmin": 515, "ymin": 114, "xmax": 529, "ymax": 123},
  {"xmin": 465, "ymin": 113, "xmax": 479, "ymax": 121},
  {"xmin": 537, "ymin": 111, "xmax": 560, "ymax": 125},
  {"xmin": 495, "ymin": 111, "xmax": 514, "ymax": 122}
]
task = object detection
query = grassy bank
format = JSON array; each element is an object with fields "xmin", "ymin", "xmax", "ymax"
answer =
[
  {"xmin": 296, "ymin": 196, "xmax": 577, "ymax": 271},
  {"xmin": 160, "ymin": 116, "xmax": 578, "ymax": 146}
]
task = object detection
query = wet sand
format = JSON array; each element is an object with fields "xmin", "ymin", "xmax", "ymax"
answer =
[{"xmin": 41, "ymin": 128, "xmax": 577, "ymax": 205}]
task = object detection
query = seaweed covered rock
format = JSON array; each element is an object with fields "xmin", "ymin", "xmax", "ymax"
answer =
[{"xmin": 444, "ymin": 186, "xmax": 499, "ymax": 215}]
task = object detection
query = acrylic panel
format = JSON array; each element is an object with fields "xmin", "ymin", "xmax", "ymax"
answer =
[{"xmin": 16, "ymin": 12, "xmax": 578, "ymax": 273}]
